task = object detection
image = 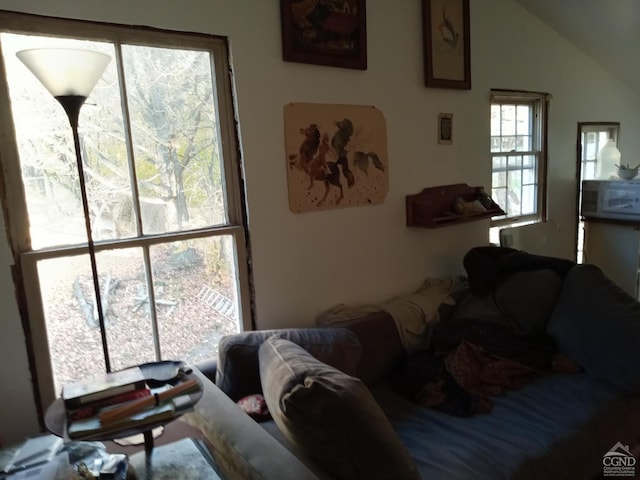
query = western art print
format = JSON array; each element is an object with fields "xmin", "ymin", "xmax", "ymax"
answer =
[{"xmin": 284, "ymin": 103, "xmax": 388, "ymax": 213}]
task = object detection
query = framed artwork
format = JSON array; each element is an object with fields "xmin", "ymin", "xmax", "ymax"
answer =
[
  {"xmin": 438, "ymin": 113, "xmax": 453, "ymax": 144},
  {"xmin": 284, "ymin": 103, "xmax": 388, "ymax": 213},
  {"xmin": 280, "ymin": 0, "xmax": 367, "ymax": 70},
  {"xmin": 422, "ymin": 0, "xmax": 471, "ymax": 89}
]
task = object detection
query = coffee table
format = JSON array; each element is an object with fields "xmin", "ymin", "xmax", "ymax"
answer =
[
  {"xmin": 128, "ymin": 437, "xmax": 223, "ymax": 480},
  {"xmin": 45, "ymin": 362, "xmax": 203, "ymax": 455}
]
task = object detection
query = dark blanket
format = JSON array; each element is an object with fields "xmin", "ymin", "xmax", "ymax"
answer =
[
  {"xmin": 393, "ymin": 247, "xmax": 579, "ymax": 416},
  {"xmin": 463, "ymin": 246, "xmax": 575, "ymax": 296},
  {"xmin": 393, "ymin": 316, "xmax": 557, "ymax": 416}
]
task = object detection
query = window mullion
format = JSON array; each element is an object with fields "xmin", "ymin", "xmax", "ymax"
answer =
[{"xmin": 114, "ymin": 41, "xmax": 144, "ymax": 237}]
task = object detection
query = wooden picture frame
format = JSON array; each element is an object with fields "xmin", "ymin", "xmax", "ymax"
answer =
[
  {"xmin": 280, "ymin": 0, "xmax": 367, "ymax": 70},
  {"xmin": 422, "ymin": 0, "xmax": 471, "ymax": 89},
  {"xmin": 438, "ymin": 113, "xmax": 453, "ymax": 144}
]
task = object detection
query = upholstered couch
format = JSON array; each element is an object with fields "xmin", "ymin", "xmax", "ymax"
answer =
[{"xmin": 185, "ymin": 248, "xmax": 640, "ymax": 480}]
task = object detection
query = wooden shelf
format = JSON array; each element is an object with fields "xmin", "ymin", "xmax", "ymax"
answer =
[{"xmin": 406, "ymin": 183, "xmax": 505, "ymax": 228}]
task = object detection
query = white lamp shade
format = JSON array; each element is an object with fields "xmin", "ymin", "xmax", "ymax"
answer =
[{"xmin": 16, "ymin": 48, "xmax": 111, "ymax": 98}]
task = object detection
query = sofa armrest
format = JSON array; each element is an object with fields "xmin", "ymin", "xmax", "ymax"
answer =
[{"xmin": 183, "ymin": 367, "xmax": 319, "ymax": 480}]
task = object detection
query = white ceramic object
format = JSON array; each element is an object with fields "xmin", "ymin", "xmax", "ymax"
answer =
[{"xmin": 617, "ymin": 165, "xmax": 639, "ymax": 180}]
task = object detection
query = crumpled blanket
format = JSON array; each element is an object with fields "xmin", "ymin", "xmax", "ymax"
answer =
[
  {"xmin": 393, "ymin": 316, "xmax": 558, "ymax": 417},
  {"xmin": 317, "ymin": 275, "xmax": 466, "ymax": 353}
]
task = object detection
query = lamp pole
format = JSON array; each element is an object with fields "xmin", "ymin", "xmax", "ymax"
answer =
[
  {"xmin": 57, "ymin": 94, "xmax": 111, "ymax": 373},
  {"xmin": 17, "ymin": 49, "xmax": 113, "ymax": 373}
]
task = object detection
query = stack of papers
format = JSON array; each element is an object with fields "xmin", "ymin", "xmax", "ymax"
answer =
[{"xmin": 68, "ymin": 402, "xmax": 176, "ymax": 439}]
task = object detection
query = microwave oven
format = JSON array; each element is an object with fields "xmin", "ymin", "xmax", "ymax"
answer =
[{"xmin": 581, "ymin": 179, "xmax": 640, "ymax": 221}]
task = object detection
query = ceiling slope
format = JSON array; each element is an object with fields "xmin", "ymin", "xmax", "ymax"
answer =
[{"xmin": 514, "ymin": 0, "xmax": 640, "ymax": 95}]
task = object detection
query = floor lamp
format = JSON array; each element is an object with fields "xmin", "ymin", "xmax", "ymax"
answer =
[{"xmin": 17, "ymin": 48, "xmax": 114, "ymax": 372}]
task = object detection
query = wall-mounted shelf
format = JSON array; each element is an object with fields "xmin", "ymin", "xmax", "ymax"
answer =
[{"xmin": 406, "ymin": 183, "xmax": 505, "ymax": 228}]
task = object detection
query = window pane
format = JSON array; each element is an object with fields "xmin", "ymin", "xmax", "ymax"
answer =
[
  {"xmin": 508, "ymin": 156, "xmax": 522, "ymax": 168},
  {"xmin": 490, "ymin": 136, "xmax": 501, "ymax": 152},
  {"xmin": 2, "ymin": 34, "xmax": 129, "ymax": 249},
  {"xmin": 501, "ymin": 136, "xmax": 516, "ymax": 152},
  {"xmin": 150, "ymin": 235, "xmax": 239, "ymax": 365},
  {"xmin": 516, "ymin": 135, "xmax": 532, "ymax": 151},
  {"xmin": 521, "ymin": 185, "xmax": 536, "ymax": 214},
  {"xmin": 122, "ymin": 45, "xmax": 226, "ymax": 234},
  {"xmin": 500, "ymin": 105, "xmax": 516, "ymax": 135},
  {"xmin": 585, "ymin": 132, "xmax": 597, "ymax": 159},
  {"xmin": 516, "ymin": 105, "xmax": 531, "ymax": 135},
  {"xmin": 522, "ymin": 167, "xmax": 536, "ymax": 184},
  {"xmin": 492, "ymin": 156, "xmax": 506, "ymax": 170},
  {"xmin": 39, "ymin": 247, "xmax": 169, "ymax": 390},
  {"xmin": 490, "ymin": 105, "xmax": 501, "ymax": 135},
  {"xmin": 39, "ymin": 256, "xmax": 106, "ymax": 392},
  {"xmin": 100, "ymin": 248, "xmax": 157, "ymax": 371},
  {"xmin": 506, "ymin": 188, "xmax": 521, "ymax": 216},
  {"xmin": 522, "ymin": 155, "xmax": 536, "ymax": 168},
  {"xmin": 492, "ymin": 187, "xmax": 506, "ymax": 213},
  {"xmin": 492, "ymin": 171, "xmax": 506, "ymax": 188},
  {"xmin": 507, "ymin": 168, "xmax": 522, "ymax": 187}
]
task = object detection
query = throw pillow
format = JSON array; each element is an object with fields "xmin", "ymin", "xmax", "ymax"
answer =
[
  {"xmin": 237, "ymin": 394, "xmax": 271, "ymax": 422},
  {"xmin": 259, "ymin": 337, "xmax": 420, "ymax": 480},
  {"xmin": 493, "ymin": 269, "xmax": 563, "ymax": 338},
  {"xmin": 216, "ymin": 327, "xmax": 362, "ymax": 401},
  {"xmin": 451, "ymin": 269, "xmax": 562, "ymax": 338},
  {"xmin": 547, "ymin": 264, "xmax": 640, "ymax": 393}
]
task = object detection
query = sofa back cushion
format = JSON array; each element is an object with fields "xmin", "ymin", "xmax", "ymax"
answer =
[
  {"xmin": 216, "ymin": 327, "xmax": 362, "ymax": 401},
  {"xmin": 452, "ymin": 269, "xmax": 562, "ymax": 338},
  {"xmin": 547, "ymin": 264, "xmax": 640, "ymax": 394},
  {"xmin": 323, "ymin": 311, "xmax": 405, "ymax": 385},
  {"xmin": 259, "ymin": 337, "xmax": 420, "ymax": 480}
]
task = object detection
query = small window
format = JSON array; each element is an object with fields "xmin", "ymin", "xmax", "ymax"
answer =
[{"xmin": 490, "ymin": 90, "xmax": 549, "ymax": 244}]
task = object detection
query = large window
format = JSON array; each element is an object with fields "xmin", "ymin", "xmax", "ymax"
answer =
[
  {"xmin": 0, "ymin": 12, "xmax": 251, "ymax": 407},
  {"xmin": 490, "ymin": 90, "xmax": 548, "ymax": 241}
]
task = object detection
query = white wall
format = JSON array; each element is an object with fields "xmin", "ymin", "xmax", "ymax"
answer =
[{"xmin": 0, "ymin": 0, "xmax": 639, "ymax": 443}]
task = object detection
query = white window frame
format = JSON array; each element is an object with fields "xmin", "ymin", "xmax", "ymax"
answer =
[
  {"xmin": 490, "ymin": 90, "xmax": 549, "ymax": 229},
  {"xmin": 0, "ymin": 11, "xmax": 252, "ymax": 408}
]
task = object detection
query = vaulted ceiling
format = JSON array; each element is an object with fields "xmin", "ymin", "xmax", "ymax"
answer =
[{"xmin": 514, "ymin": 0, "xmax": 640, "ymax": 95}]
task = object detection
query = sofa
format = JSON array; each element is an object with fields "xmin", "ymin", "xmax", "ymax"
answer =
[{"xmin": 184, "ymin": 247, "xmax": 640, "ymax": 480}]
